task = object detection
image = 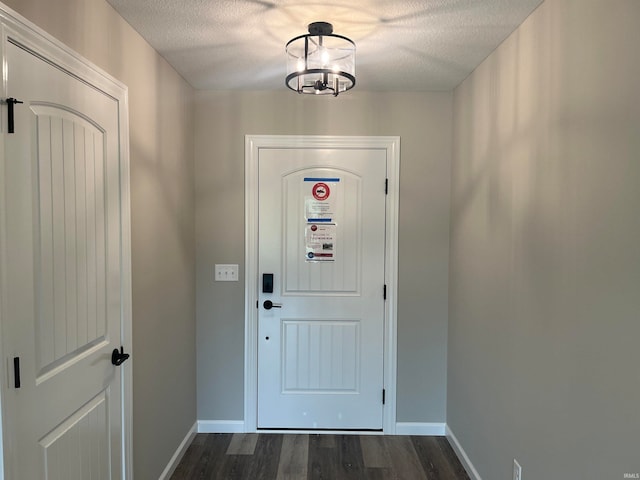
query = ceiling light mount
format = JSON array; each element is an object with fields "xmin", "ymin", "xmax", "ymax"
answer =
[{"xmin": 285, "ymin": 21, "xmax": 355, "ymax": 97}]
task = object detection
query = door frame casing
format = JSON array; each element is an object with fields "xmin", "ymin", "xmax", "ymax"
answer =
[
  {"xmin": 0, "ymin": 3, "xmax": 132, "ymax": 478},
  {"xmin": 244, "ymin": 135, "xmax": 400, "ymax": 434}
]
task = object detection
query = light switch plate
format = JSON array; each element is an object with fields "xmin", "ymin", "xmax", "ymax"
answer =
[{"xmin": 215, "ymin": 264, "xmax": 239, "ymax": 281}]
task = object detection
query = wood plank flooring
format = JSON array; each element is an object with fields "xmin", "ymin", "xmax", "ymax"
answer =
[{"xmin": 170, "ymin": 434, "xmax": 470, "ymax": 480}]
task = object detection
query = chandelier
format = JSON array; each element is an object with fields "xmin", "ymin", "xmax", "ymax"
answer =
[{"xmin": 285, "ymin": 22, "xmax": 356, "ymax": 96}]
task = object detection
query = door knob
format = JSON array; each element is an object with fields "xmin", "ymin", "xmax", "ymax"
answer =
[
  {"xmin": 263, "ymin": 300, "xmax": 282, "ymax": 310},
  {"xmin": 111, "ymin": 346, "xmax": 130, "ymax": 366}
]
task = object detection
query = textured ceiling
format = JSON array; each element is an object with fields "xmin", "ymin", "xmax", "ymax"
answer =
[{"xmin": 106, "ymin": 0, "xmax": 543, "ymax": 91}]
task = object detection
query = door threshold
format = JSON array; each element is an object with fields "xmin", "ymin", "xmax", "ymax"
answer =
[{"xmin": 255, "ymin": 428, "xmax": 384, "ymax": 435}]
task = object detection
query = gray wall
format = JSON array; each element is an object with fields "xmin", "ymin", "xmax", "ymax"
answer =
[
  {"xmin": 1, "ymin": 1, "xmax": 197, "ymax": 478},
  {"xmin": 449, "ymin": 0, "xmax": 640, "ymax": 479},
  {"xmin": 195, "ymin": 91, "xmax": 452, "ymax": 424}
]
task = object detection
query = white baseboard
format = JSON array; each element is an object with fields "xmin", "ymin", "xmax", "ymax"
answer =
[
  {"xmin": 158, "ymin": 422, "xmax": 197, "ymax": 480},
  {"xmin": 198, "ymin": 420, "xmax": 245, "ymax": 433},
  {"xmin": 395, "ymin": 422, "xmax": 446, "ymax": 436},
  {"xmin": 445, "ymin": 425, "xmax": 482, "ymax": 480}
]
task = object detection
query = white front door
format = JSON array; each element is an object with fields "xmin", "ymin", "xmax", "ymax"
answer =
[
  {"xmin": 257, "ymin": 147, "xmax": 387, "ymax": 430},
  {"xmin": 0, "ymin": 27, "xmax": 129, "ymax": 479}
]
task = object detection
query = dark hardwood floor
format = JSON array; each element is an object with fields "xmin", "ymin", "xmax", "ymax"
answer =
[{"xmin": 170, "ymin": 433, "xmax": 471, "ymax": 479}]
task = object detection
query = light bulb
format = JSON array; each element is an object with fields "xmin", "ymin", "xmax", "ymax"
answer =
[{"xmin": 321, "ymin": 49, "xmax": 329, "ymax": 66}]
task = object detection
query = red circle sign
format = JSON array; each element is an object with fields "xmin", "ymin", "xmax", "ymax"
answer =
[{"xmin": 312, "ymin": 182, "xmax": 330, "ymax": 201}]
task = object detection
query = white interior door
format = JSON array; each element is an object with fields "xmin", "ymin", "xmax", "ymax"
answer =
[
  {"xmin": 257, "ymin": 147, "xmax": 387, "ymax": 430},
  {"xmin": 0, "ymin": 30, "xmax": 129, "ymax": 479}
]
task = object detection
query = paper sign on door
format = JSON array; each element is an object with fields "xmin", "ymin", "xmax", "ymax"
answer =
[
  {"xmin": 305, "ymin": 223, "xmax": 335, "ymax": 261},
  {"xmin": 304, "ymin": 177, "xmax": 340, "ymax": 222}
]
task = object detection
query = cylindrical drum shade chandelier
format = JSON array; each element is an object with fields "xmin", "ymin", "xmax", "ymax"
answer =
[{"xmin": 285, "ymin": 22, "xmax": 355, "ymax": 96}]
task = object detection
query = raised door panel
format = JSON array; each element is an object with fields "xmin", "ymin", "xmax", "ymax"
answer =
[
  {"xmin": 283, "ymin": 172, "xmax": 361, "ymax": 295},
  {"xmin": 34, "ymin": 107, "xmax": 109, "ymax": 381}
]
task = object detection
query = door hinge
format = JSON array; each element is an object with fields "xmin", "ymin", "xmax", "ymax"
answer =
[
  {"xmin": 13, "ymin": 356, "xmax": 21, "ymax": 389},
  {"xmin": 385, "ymin": 178, "xmax": 388, "ymax": 195},
  {"xmin": 6, "ymin": 97, "xmax": 24, "ymax": 134},
  {"xmin": 257, "ymin": 300, "xmax": 259, "ymax": 309},
  {"xmin": 382, "ymin": 388, "xmax": 386, "ymax": 405},
  {"xmin": 383, "ymin": 284, "xmax": 387, "ymax": 300}
]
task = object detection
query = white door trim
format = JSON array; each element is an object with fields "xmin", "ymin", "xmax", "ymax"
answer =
[
  {"xmin": 244, "ymin": 135, "xmax": 399, "ymax": 434},
  {"xmin": 0, "ymin": 3, "xmax": 132, "ymax": 478}
]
